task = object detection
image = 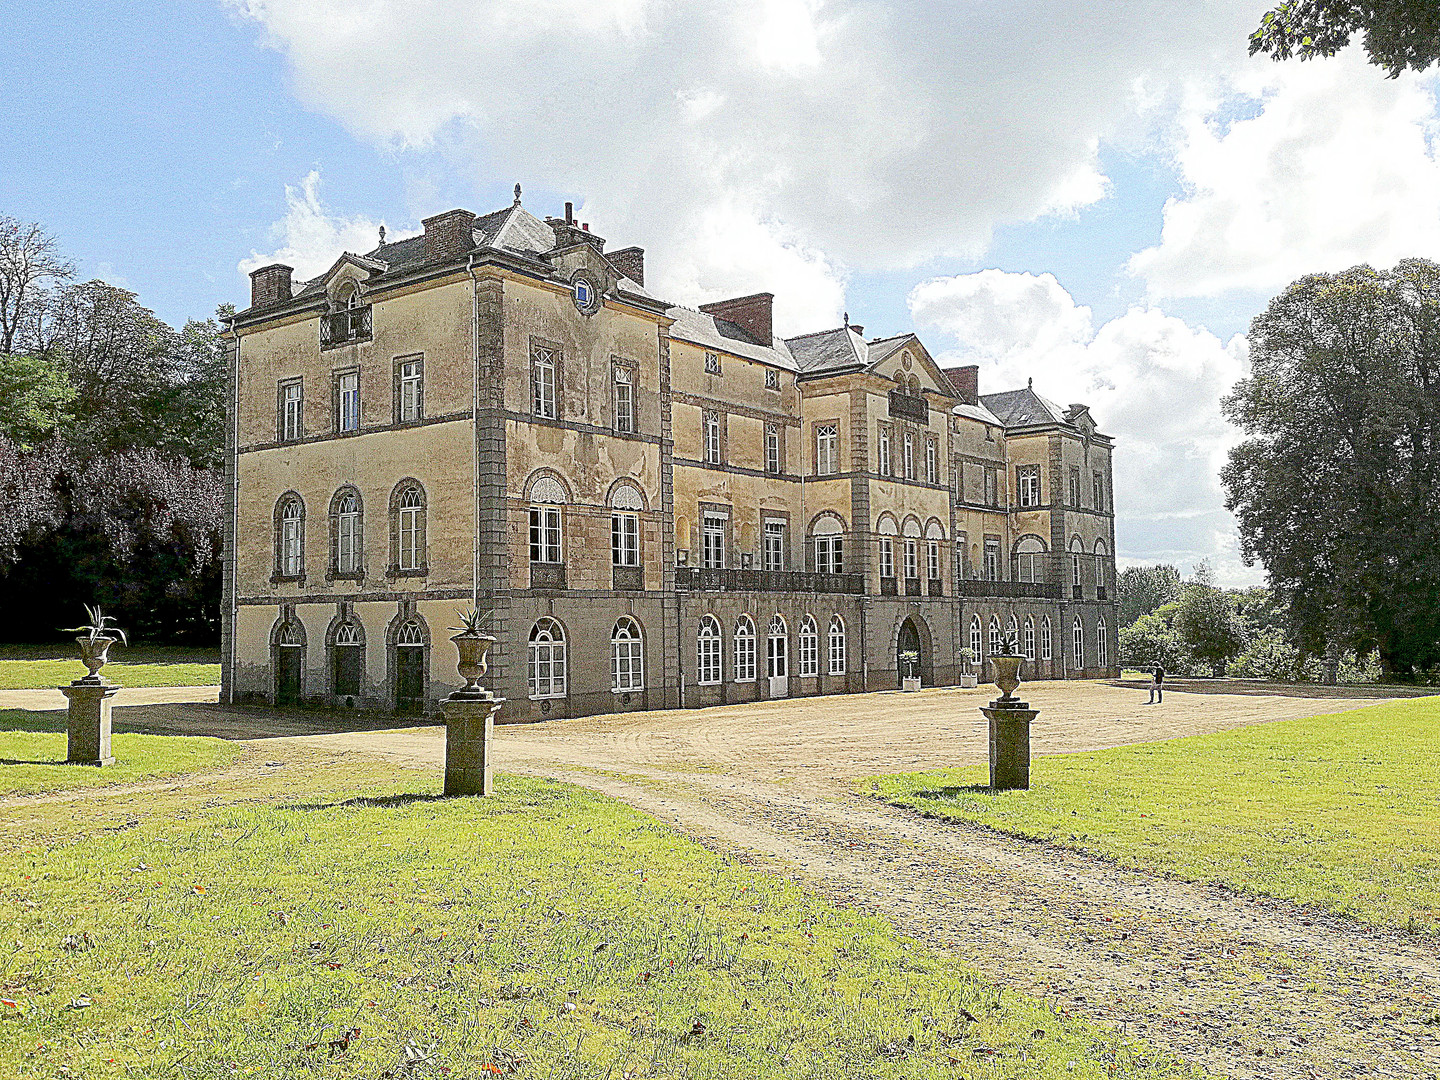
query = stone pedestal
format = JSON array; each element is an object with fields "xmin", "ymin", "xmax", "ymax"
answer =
[
  {"xmin": 440, "ymin": 692, "xmax": 504, "ymax": 796},
  {"xmin": 61, "ymin": 681, "xmax": 119, "ymax": 766},
  {"xmin": 980, "ymin": 701, "xmax": 1038, "ymax": 790}
]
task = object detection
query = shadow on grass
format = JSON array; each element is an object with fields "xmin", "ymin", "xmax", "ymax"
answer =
[
  {"xmin": 278, "ymin": 792, "xmax": 450, "ymax": 812},
  {"xmin": 904, "ymin": 784, "xmax": 1005, "ymax": 799},
  {"xmin": 0, "ymin": 758, "xmax": 70, "ymax": 767},
  {"xmin": 0, "ymin": 709, "xmax": 67, "ymax": 733}
]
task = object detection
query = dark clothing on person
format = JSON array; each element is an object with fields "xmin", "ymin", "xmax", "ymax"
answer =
[{"xmin": 1148, "ymin": 665, "xmax": 1165, "ymax": 704}]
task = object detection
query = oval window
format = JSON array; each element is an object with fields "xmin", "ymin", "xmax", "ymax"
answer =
[{"xmin": 574, "ymin": 279, "xmax": 591, "ymax": 308}]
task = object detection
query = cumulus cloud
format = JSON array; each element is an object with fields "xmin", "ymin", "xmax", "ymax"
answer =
[
  {"xmin": 909, "ymin": 269, "xmax": 1255, "ymax": 584},
  {"xmin": 1131, "ymin": 53, "xmax": 1440, "ymax": 297},
  {"xmin": 238, "ymin": 171, "xmax": 406, "ymax": 282}
]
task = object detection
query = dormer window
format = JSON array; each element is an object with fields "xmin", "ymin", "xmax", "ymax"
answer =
[
  {"xmin": 574, "ymin": 279, "xmax": 591, "ymax": 308},
  {"xmin": 571, "ymin": 273, "xmax": 600, "ymax": 315},
  {"xmin": 321, "ymin": 278, "xmax": 372, "ymax": 350}
]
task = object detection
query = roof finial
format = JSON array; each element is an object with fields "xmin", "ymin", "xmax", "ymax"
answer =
[
  {"xmin": 378, "ymin": 224, "xmax": 386, "ymax": 246},
  {"xmin": 513, "ymin": 182, "xmax": 522, "ymax": 207},
  {"xmin": 843, "ymin": 311, "xmax": 850, "ymax": 326},
  {"xmin": 1028, "ymin": 376, "xmax": 1033, "ymax": 390}
]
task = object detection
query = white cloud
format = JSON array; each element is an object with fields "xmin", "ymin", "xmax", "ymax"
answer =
[
  {"xmin": 909, "ymin": 269, "xmax": 1258, "ymax": 585},
  {"xmin": 1131, "ymin": 54, "xmax": 1440, "ymax": 297},
  {"xmin": 238, "ymin": 170, "xmax": 405, "ymax": 282}
]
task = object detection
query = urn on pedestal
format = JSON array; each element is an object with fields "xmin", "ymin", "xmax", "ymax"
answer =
[
  {"xmin": 979, "ymin": 632, "xmax": 1039, "ymax": 791},
  {"xmin": 59, "ymin": 605, "xmax": 127, "ymax": 766},
  {"xmin": 440, "ymin": 609, "xmax": 504, "ymax": 796}
]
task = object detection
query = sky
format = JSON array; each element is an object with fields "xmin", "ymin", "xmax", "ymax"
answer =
[{"xmin": 3, "ymin": 1, "xmax": 1440, "ymax": 586}]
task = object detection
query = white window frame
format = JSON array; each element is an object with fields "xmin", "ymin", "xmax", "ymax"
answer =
[
  {"xmin": 798, "ymin": 615, "xmax": 819, "ymax": 677},
  {"xmin": 532, "ymin": 344, "xmax": 557, "ymax": 419},
  {"xmin": 989, "ymin": 617, "xmax": 1003, "ymax": 659},
  {"xmin": 903, "ymin": 431, "xmax": 915, "ymax": 480},
  {"xmin": 927, "ymin": 539, "xmax": 940, "ymax": 582},
  {"xmin": 704, "ymin": 351, "xmax": 721, "ymax": 376},
  {"xmin": 529, "ymin": 506, "xmax": 562, "ymax": 564},
  {"xmin": 969, "ymin": 616, "xmax": 982, "ymax": 660},
  {"xmin": 815, "ymin": 423, "xmax": 838, "ymax": 475},
  {"xmin": 701, "ymin": 511, "xmax": 727, "ymax": 569},
  {"xmin": 337, "ymin": 370, "xmax": 360, "ymax": 432},
  {"xmin": 282, "ymin": 381, "xmax": 302, "ymax": 441},
  {"xmin": 398, "ymin": 488, "xmax": 423, "ymax": 570},
  {"xmin": 280, "ymin": 500, "xmax": 302, "ymax": 577},
  {"xmin": 903, "ymin": 538, "xmax": 919, "ymax": 581},
  {"xmin": 1018, "ymin": 465, "xmax": 1040, "ymax": 507},
  {"xmin": 734, "ymin": 616, "xmax": 757, "ymax": 683},
  {"xmin": 1073, "ymin": 617, "xmax": 1085, "ymax": 669},
  {"xmin": 878, "ymin": 425, "xmax": 891, "ymax": 475},
  {"xmin": 703, "ymin": 411, "xmax": 722, "ymax": 465},
  {"xmin": 925, "ymin": 439, "xmax": 937, "ymax": 485},
  {"xmin": 764, "ymin": 423, "xmax": 781, "ymax": 474},
  {"xmin": 611, "ymin": 618, "xmax": 644, "ymax": 693},
  {"xmin": 613, "ymin": 366, "xmax": 635, "ymax": 433},
  {"xmin": 697, "ymin": 616, "xmax": 723, "ymax": 685},
  {"xmin": 815, "ymin": 534, "xmax": 843, "ymax": 575},
  {"xmin": 399, "ymin": 358, "xmax": 423, "ymax": 422},
  {"xmin": 528, "ymin": 618, "xmax": 567, "ymax": 699},
  {"xmin": 611, "ymin": 512, "xmax": 640, "ymax": 567},
  {"xmin": 879, "ymin": 537, "xmax": 895, "ymax": 580},
  {"xmin": 763, "ymin": 519, "xmax": 785, "ymax": 573},
  {"xmin": 828, "ymin": 615, "xmax": 847, "ymax": 675},
  {"xmin": 984, "ymin": 538, "xmax": 1000, "ymax": 581},
  {"xmin": 1041, "ymin": 617, "xmax": 1053, "ymax": 662},
  {"xmin": 335, "ymin": 492, "xmax": 360, "ymax": 574},
  {"xmin": 1023, "ymin": 619, "xmax": 1036, "ymax": 662},
  {"xmin": 1097, "ymin": 617, "xmax": 1108, "ymax": 668}
]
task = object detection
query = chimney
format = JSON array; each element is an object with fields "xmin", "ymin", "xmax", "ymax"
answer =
[
  {"xmin": 943, "ymin": 364, "xmax": 979, "ymax": 405},
  {"xmin": 564, "ymin": 201, "xmax": 574, "ymax": 225},
  {"xmin": 421, "ymin": 208, "xmax": 477, "ymax": 262},
  {"xmin": 609, "ymin": 246, "xmax": 645, "ymax": 286},
  {"xmin": 249, "ymin": 264, "xmax": 293, "ymax": 308},
  {"xmin": 699, "ymin": 292, "xmax": 774, "ymax": 345}
]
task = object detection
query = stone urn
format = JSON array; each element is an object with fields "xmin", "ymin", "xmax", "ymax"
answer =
[
  {"xmin": 450, "ymin": 632, "xmax": 496, "ymax": 697},
  {"xmin": 990, "ymin": 654, "xmax": 1023, "ymax": 700},
  {"xmin": 76, "ymin": 635, "xmax": 118, "ymax": 684}
]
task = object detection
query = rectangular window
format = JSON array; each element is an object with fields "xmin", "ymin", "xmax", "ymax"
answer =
[
  {"xmin": 398, "ymin": 358, "xmax": 423, "ymax": 422},
  {"xmin": 336, "ymin": 511, "xmax": 358, "ymax": 573},
  {"xmin": 984, "ymin": 537, "xmax": 1000, "ymax": 581},
  {"xmin": 764, "ymin": 423, "xmax": 782, "ymax": 474},
  {"xmin": 878, "ymin": 425, "xmax": 891, "ymax": 475},
  {"xmin": 879, "ymin": 538, "xmax": 895, "ymax": 580},
  {"xmin": 280, "ymin": 380, "xmax": 302, "ymax": 442},
  {"xmin": 763, "ymin": 519, "xmax": 785, "ymax": 572},
  {"xmin": 903, "ymin": 432, "xmax": 915, "ymax": 480},
  {"xmin": 398, "ymin": 504, "xmax": 422, "ymax": 571},
  {"xmin": 815, "ymin": 536, "xmax": 843, "ymax": 575},
  {"xmin": 984, "ymin": 467, "xmax": 998, "ymax": 507},
  {"xmin": 336, "ymin": 371, "xmax": 359, "ymax": 432},
  {"xmin": 531, "ymin": 343, "xmax": 557, "ymax": 419},
  {"xmin": 613, "ymin": 367, "xmax": 635, "ymax": 433},
  {"xmin": 703, "ymin": 411, "xmax": 722, "ymax": 465},
  {"xmin": 1069, "ymin": 467, "xmax": 1082, "ymax": 507},
  {"xmin": 1093, "ymin": 470, "xmax": 1104, "ymax": 510},
  {"xmin": 927, "ymin": 540, "xmax": 940, "ymax": 581},
  {"xmin": 281, "ymin": 517, "xmax": 301, "ymax": 577},
  {"xmin": 815, "ymin": 423, "xmax": 838, "ymax": 475},
  {"xmin": 704, "ymin": 351, "xmax": 721, "ymax": 376},
  {"xmin": 701, "ymin": 511, "xmax": 727, "ymax": 568},
  {"xmin": 529, "ymin": 506, "xmax": 561, "ymax": 563},
  {"xmin": 765, "ymin": 368, "xmax": 780, "ymax": 390},
  {"xmin": 903, "ymin": 539, "xmax": 918, "ymax": 581},
  {"xmin": 1017, "ymin": 465, "xmax": 1040, "ymax": 508},
  {"xmin": 611, "ymin": 513, "xmax": 639, "ymax": 567},
  {"xmin": 925, "ymin": 439, "xmax": 937, "ymax": 485}
]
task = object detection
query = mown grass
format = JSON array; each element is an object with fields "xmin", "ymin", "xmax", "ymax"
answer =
[
  {"xmin": 0, "ymin": 646, "xmax": 221, "ymax": 690},
  {"xmin": 0, "ymin": 710, "xmax": 240, "ymax": 797},
  {"xmin": 863, "ymin": 697, "xmax": 1440, "ymax": 935},
  {"xmin": 0, "ymin": 760, "xmax": 1190, "ymax": 1079}
]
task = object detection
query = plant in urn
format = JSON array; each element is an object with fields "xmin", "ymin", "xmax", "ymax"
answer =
[
  {"xmin": 979, "ymin": 630, "xmax": 1038, "ymax": 791},
  {"xmin": 63, "ymin": 604, "xmax": 129, "ymax": 684},
  {"xmin": 448, "ymin": 608, "xmax": 496, "ymax": 699},
  {"xmin": 442, "ymin": 607, "xmax": 504, "ymax": 797}
]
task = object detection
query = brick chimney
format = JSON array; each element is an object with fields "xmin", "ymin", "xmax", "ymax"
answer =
[
  {"xmin": 421, "ymin": 209, "xmax": 477, "ymax": 262},
  {"xmin": 249, "ymin": 264, "xmax": 293, "ymax": 308},
  {"xmin": 699, "ymin": 292, "xmax": 774, "ymax": 345},
  {"xmin": 943, "ymin": 364, "xmax": 979, "ymax": 405},
  {"xmin": 609, "ymin": 246, "xmax": 645, "ymax": 286}
]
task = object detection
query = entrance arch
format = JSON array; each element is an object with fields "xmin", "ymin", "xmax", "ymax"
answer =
[{"xmin": 895, "ymin": 615, "xmax": 931, "ymax": 688}]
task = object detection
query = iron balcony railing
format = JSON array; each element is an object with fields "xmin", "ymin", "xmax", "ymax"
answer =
[
  {"xmin": 953, "ymin": 579, "xmax": 1064, "ymax": 600},
  {"xmin": 676, "ymin": 567, "xmax": 865, "ymax": 594},
  {"xmin": 320, "ymin": 307, "xmax": 373, "ymax": 349},
  {"xmin": 887, "ymin": 390, "xmax": 928, "ymax": 423}
]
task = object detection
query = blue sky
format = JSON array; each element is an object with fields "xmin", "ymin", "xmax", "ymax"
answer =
[{"xmin": 4, "ymin": 1, "xmax": 1439, "ymax": 583}]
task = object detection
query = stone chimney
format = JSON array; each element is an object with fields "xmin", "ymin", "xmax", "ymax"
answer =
[
  {"xmin": 609, "ymin": 246, "xmax": 645, "ymax": 286},
  {"xmin": 699, "ymin": 292, "xmax": 774, "ymax": 345},
  {"xmin": 943, "ymin": 364, "xmax": 979, "ymax": 405},
  {"xmin": 249, "ymin": 264, "xmax": 293, "ymax": 308},
  {"xmin": 421, "ymin": 209, "xmax": 477, "ymax": 262}
]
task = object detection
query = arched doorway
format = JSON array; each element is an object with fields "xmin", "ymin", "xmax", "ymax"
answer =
[{"xmin": 896, "ymin": 617, "xmax": 924, "ymax": 687}]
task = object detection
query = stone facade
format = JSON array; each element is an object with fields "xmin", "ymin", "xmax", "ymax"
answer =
[{"xmin": 222, "ymin": 196, "xmax": 1119, "ymax": 719}]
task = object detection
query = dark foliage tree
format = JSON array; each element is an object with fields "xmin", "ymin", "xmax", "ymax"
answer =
[
  {"xmin": 1250, "ymin": 0, "xmax": 1440, "ymax": 77},
  {"xmin": 1223, "ymin": 259, "xmax": 1440, "ymax": 677},
  {"xmin": 1172, "ymin": 563, "xmax": 1249, "ymax": 677},
  {"xmin": 1118, "ymin": 564, "xmax": 1183, "ymax": 626}
]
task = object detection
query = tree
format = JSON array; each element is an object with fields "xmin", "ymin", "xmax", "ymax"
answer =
[
  {"xmin": 1172, "ymin": 562, "xmax": 1248, "ymax": 677},
  {"xmin": 1223, "ymin": 259, "xmax": 1440, "ymax": 677},
  {"xmin": 0, "ymin": 354, "xmax": 74, "ymax": 447},
  {"xmin": 1118, "ymin": 564, "xmax": 1182, "ymax": 626},
  {"xmin": 1250, "ymin": 1, "xmax": 1440, "ymax": 77},
  {"xmin": 1118, "ymin": 607, "xmax": 1192, "ymax": 673},
  {"xmin": 0, "ymin": 216, "xmax": 73, "ymax": 354}
]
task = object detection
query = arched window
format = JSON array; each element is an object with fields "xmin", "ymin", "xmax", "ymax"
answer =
[
  {"xmin": 697, "ymin": 615, "xmax": 722, "ymax": 685},
  {"xmin": 1096, "ymin": 616, "xmax": 1108, "ymax": 668},
  {"xmin": 610, "ymin": 484, "xmax": 643, "ymax": 570},
  {"xmin": 611, "ymin": 617, "xmax": 643, "ymax": 693},
  {"xmin": 393, "ymin": 617, "xmax": 427, "ymax": 715},
  {"xmin": 1041, "ymin": 616, "xmax": 1053, "ymax": 662},
  {"xmin": 969, "ymin": 615, "xmax": 982, "ymax": 660},
  {"xmin": 877, "ymin": 517, "xmax": 897, "ymax": 581},
  {"xmin": 1073, "ymin": 617, "xmax": 1085, "ymax": 669},
  {"xmin": 1023, "ymin": 617, "xmax": 1036, "ymax": 662},
  {"xmin": 276, "ymin": 620, "xmax": 304, "ymax": 646},
  {"xmin": 332, "ymin": 621, "xmax": 364, "ymax": 698},
  {"xmin": 734, "ymin": 615, "xmax": 757, "ymax": 683},
  {"xmin": 331, "ymin": 488, "xmax": 362, "ymax": 575},
  {"xmin": 812, "ymin": 516, "xmax": 844, "ymax": 575},
  {"xmin": 336, "ymin": 280, "xmax": 362, "ymax": 309},
  {"xmin": 529, "ymin": 476, "xmax": 566, "ymax": 565},
  {"xmin": 1007, "ymin": 615, "xmax": 1019, "ymax": 654},
  {"xmin": 798, "ymin": 615, "xmax": 819, "ymax": 677},
  {"xmin": 766, "ymin": 614, "xmax": 788, "ymax": 682},
  {"xmin": 828, "ymin": 615, "xmax": 847, "ymax": 675},
  {"xmin": 1071, "ymin": 537, "xmax": 1085, "ymax": 595},
  {"xmin": 393, "ymin": 483, "xmax": 426, "ymax": 572},
  {"xmin": 528, "ymin": 618, "xmax": 567, "ymax": 699},
  {"xmin": 925, "ymin": 521, "xmax": 944, "ymax": 583},
  {"xmin": 1016, "ymin": 536, "xmax": 1046, "ymax": 583},
  {"xmin": 989, "ymin": 616, "xmax": 1003, "ymax": 659},
  {"xmin": 277, "ymin": 495, "xmax": 304, "ymax": 578}
]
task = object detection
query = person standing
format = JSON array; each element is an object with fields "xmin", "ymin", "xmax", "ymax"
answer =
[{"xmin": 1147, "ymin": 663, "xmax": 1165, "ymax": 704}]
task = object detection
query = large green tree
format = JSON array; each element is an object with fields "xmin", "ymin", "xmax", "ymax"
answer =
[
  {"xmin": 1118, "ymin": 564, "xmax": 1182, "ymax": 626},
  {"xmin": 1172, "ymin": 562, "xmax": 1249, "ymax": 677},
  {"xmin": 1223, "ymin": 259, "xmax": 1440, "ymax": 677},
  {"xmin": 1250, "ymin": 1, "xmax": 1440, "ymax": 77}
]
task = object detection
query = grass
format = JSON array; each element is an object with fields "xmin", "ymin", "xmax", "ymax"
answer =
[
  {"xmin": 0, "ymin": 709, "xmax": 240, "ymax": 797},
  {"xmin": 0, "ymin": 756, "xmax": 1190, "ymax": 1079},
  {"xmin": 0, "ymin": 645, "xmax": 220, "ymax": 691},
  {"xmin": 863, "ymin": 697, "xmax": 1440, "ymax": 936}
]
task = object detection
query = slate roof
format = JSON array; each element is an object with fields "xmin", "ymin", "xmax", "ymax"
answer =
[
  {"xmin": 667, "ymin": 306, "xmax": 799, "ymax": 369},
  {"xmin": 980, "ymin": 386, "xmax": 1071, "ymax": 428},
  {"xmin": 784, "ymin": 326, "xmax": 870, "ymax": 374}
]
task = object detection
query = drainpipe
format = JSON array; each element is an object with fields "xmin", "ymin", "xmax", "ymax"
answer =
[
  {"xmin": 468, "ymin": 255, "xmax": 480, "ymax": 610},
  {"xmin": 228, "ymin": 324, "xmax": 241, "ymax": 705}
]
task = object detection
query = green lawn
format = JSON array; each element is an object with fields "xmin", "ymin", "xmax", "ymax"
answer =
[
  {"xmin": 863, "ymin": 697, "xmax": 1440, "ymax": 935},
  {"xmin": 0, "ymin": 763, "xmax": 1189, "ymax": 1079},
  {"xmin": 0, "ymin": 710, "xmax": 240, "ymax": 796},
  {"xmin": 0, "ymin": 645, "xmax": 220, "ymax": 690}
]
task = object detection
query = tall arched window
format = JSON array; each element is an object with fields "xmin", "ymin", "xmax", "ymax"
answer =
[
  {"xmin": 529, "ymin": 476, "xmax": 566, "ymax": 565},
  {"xmin": 969, "ymin": 615, "xmax": 982, "ymax": 659},
  {"xmin": 812, "ymin": 516, "xmax": 844, "ymax": 574},
  {"xmin": 1041, "ymin": 616, "xmax": 1053, "ymax": 662},
  {"xmin": 1071, "ymin": 537, "xmax": 1085, "ymax": 596},
  {"xmin": 393, "ymin": 617, "xmax": 427, "ymax": 715},
  {"xmin": 611, "ymin": 617, "xmax": 643, "ymax": 693},
  {"xmin": 828, "ymin": 615, "xmax": 847, "ymax": 675},
  {"xmin": 277, "ymin": 494, "xmax": 304, "ymax": 579},
  {"xmin": 877, "ymin": 517, "xmax": 897, "ymax": 582},
  {"xmin": 1073, "ymin": 617, "xmax": 1085, "ymax": 669},
  {"xmin": 1007, "ymin": 614, "xmax": 1019, "ymax": 651},
  {"xmin": 798, "ymin": 615, "xmax": 819, "ymax": 677},
  {"xmin": 331, "ymin": 488, "xmax": 362, "ymax": 575},
  {"xmin": 1016, "ymin": 536, "xmax": 1046, "ymax": 583},
  {"xmin": 1023, "ymin": 617, "xmax": 1036, "ymax": 662},
  {"xmin": 392, "ymin": 483, "xmax": 427, "ymax": 572},
  {"xmin": 734, "ymin": 615, "xmax": 757, "ymax": 683},
  {"xmin": 528, "ymin": 618, "xmax": 567, "ymax": 699},
  {"xmin": 766, "ymin": 614, "xmax": 788, "ymax": 682},
  {"xmin": 332, "ymin": 621, "xmax": 364, "ymax": 698},
  {"xmin": 697, "ymin": 615, "xmax": 722, "ymax": 685},
  {"xmin": 989, "ymin": 616, "xmax": 1003, "ymax": 659},
  {"xmin": 902, "ymin": 519, "xmax": 921, "ymax": 583},
  {"xmin": 925, "ymin": 521, "xmax": 944, "ymax": 584},
  {"xmin": 1096, "ymin": 616, "xmax": 1108, "ymax": 668},
  {"xmin": 610, "ymin": 483, "xmax": 644, "ymax": 570}
]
